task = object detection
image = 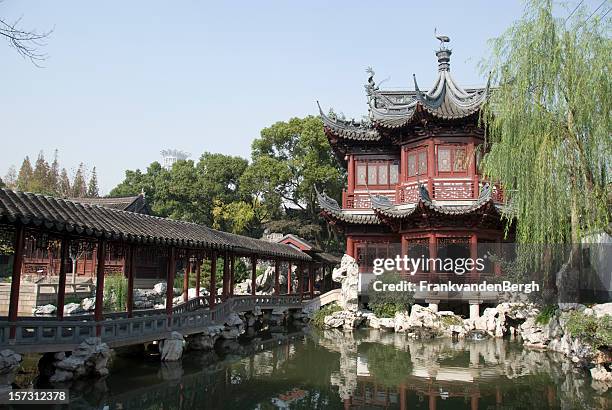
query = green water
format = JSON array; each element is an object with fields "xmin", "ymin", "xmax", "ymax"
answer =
[{"xmin": 66, "ymin": 329, "xmax": 609, "ymax": 410}]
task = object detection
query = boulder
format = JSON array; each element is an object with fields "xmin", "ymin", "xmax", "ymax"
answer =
[
  {"xmin": 0, "ymin": 349, "xmax": 22, "ymax": 391},
  {"xmin": 394, "ymin": 311, "xmax": 411, "ymax": 333},
  {"xmin": 332, "ymin": 255, "xmax": 359, "ymax": 312},
  {"xmin": 225, "ymin": 313, "xmax": 243, "ymax": 327},
  {"xmin": 64, "ymin": 303, "xmax": 84, "ymax": 315},
  {"xmin": 590, "ymin": 365, "xmax": 612, "ymax": 382},
  {"xmin": 592, "ymin": 303, "xmax": 612, "ymax": 318},
  {"xmin": 81, "ymin": 297, "xmax": 96, "ymax": 311},
  {"xmin": 48, "ymin": 338, "xmax": 111, "ymax": 383},
  {"xmin": 160, "ymin": 332, "xmax": 184, "ymax": 362},
  {"xmin": 153, "ymin": 282, "xmax": 167, "ymax": 295},
  {"xmin": 33, "ymin": 304, "xmax": 57, "ymax": 315}
]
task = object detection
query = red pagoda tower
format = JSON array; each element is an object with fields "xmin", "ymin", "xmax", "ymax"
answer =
[{"xmin": 317, "ymin": 39, "xmax": 511, "ymax": 313}]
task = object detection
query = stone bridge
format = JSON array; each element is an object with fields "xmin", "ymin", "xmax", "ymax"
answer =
[{"xmin": 0, "ymin": 290, "xmax": 342, "ymax": 354}]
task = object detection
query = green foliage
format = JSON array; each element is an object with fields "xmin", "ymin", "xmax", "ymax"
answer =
[
  {"xmin": 440, "ymin": 315, "xmax": 463, "ymax": 326},
  {"xmin": 365, "ymin": 343, "xmax": 412, "ymax": 387},
  {"xmin": 367, "ymin": 273, "xmax": 414, "ymax": 318},
  {"xmin": 103, "ymin": 274, "xmax": 128, "ymax": 312},
  {"xmin": 11, "ymin": 150, "xmax": 96, "ymax": 198},
  {"xmin": 0, "ymin": 177, "xmax": 5, "ymax": 189},
  {"xmin": 480, "ymin": 0, "xmax": 611, "ymax": 252},
  {"xmin": 87, "ymin": 167, "xmax": 99, "ymax": 197},
  {"xmin": 566, "ymin": 311, "xmax": 612, "ymax": 350},
  {"xmin": 311, "ymin": 302, "xmax": 342, "ymax": 328},
  {"xmin": 535, "ymin": 304, "xmax": 557, "ymax": 325},
  {"xmin": 110, "ymin": 116, "xmax": 345, "ymax": 250}
]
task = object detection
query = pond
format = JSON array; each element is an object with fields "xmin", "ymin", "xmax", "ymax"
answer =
[{"xmin": 51, "ymin": 329, "xmax": 612, "ymax": 409}]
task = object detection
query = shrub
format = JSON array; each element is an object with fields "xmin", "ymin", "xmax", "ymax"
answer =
[
  {"xmin": 535, "ymin": 304, "xmax": 557, "ymax": 325},
  {"xmin": 103, "ymin": 274, "xmax": 128, "ymax": 312},
  {"xmin": 566, "ymin": 311, "xmax": 612, "ymax": 350},
  {"xmin": 311, "ymin": 302, "xmax": 342, "ymax": 328},
  {"xmin": 440, "ymin": 315, "xmax": 463, "ymax": 326},
  {"xmin": 366, "ymin": 273, "xmax": 414, "ymax": 318}
]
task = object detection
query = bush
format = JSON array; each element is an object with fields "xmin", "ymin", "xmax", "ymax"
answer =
[
  {"xmin": 440, "ymin": 315, "xmax": 463, "ymax": 326},
  {"xmin": 367, "ymin": 273, "xmax": 414, "ymax": 318},
  {"xmin": 535, "ymin": 304, "xmax": 557, "ymax": 325},
  {"xmin": 103, "ymin": 274, "xmax": 128, "ymax": 312},
  {"xmin": 566, "ymin": 311, "xmax": 612, "ymax": 350},
  {"xmin": 311, "ymin": 302, "xmax": 342, "ymax": 328}
]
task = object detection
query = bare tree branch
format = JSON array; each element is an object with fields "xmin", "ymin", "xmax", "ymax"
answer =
[{"xmin": 0, "ymin": 13, "xmax": 52, "ymax": 67}]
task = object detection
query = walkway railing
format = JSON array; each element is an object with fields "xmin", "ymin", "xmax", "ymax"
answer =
[{"xmin": 0, "ymin": 293, "xmax": 314, "ymax": 353}]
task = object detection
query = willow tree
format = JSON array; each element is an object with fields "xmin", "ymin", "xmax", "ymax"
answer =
[{"xmin": 480, "ymin": 0, "xmax": 611, "ymax": 299}]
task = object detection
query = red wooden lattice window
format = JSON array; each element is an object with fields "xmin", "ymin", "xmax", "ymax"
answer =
[
  {"xmin": 407, "ymin": 149, "xmax": 427, "ymax": 178},
  {"xmin": 437, "ymin": 146, "xmax": 468, "ymax": 174}
]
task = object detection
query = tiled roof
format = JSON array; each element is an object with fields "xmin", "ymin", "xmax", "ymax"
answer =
[
  {"xmin": 71, "ymin": 194, "xmax": 150, "ymax": 214},
  {"xmin": 370, "ymin": 184, "xmax": 500, "ymax": 218},
  {"xmin": 0, "ymin": 189, "xmax": 310, "ymax": 261},
  {"xmin": 320, "ymin": 45, "xmax": 489, "ymax": 134},
  {"xmin": 316, "ymin": 188, "xmax": 381, "ymax": 225}
]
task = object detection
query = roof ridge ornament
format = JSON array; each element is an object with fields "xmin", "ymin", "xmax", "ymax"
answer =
[{"xmin": 434, "ymin": 29, "xmax": 452, "ymax": 71}]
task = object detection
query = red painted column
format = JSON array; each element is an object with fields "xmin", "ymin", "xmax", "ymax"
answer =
[
  {"xmin": 400, "ymin": 146, "xmax": 406, "ymax": 183},
  {"xmin": 195, "ymin": 254, "xmax": 201, "ymax": 299},
  {"xmin": 469, "ymin": 141, "xmax": 478, "ymax": 198},
  {"xmin": 250, "ymin": 256, "xmax": 257, "ymax": 296},
  {"xmin": 347, "ymin": 155, "xmax": 355, "ymax": 193},
  {"xmin": 222, "ymin": 251, "xmax": 229, "ymax": 300},
  {"xmin": 209, "ymin": 250, "xmax": 217, "ymax": 308},
  {"xmin": 298, "ymin": 264, "xmax": 303, "ymax": 302},
  {"xmin": 346, "ymin": 237, "xmax": 354, "ymax": 257},
  {"xmin": 470, "ymin": 234, "xmax": 479, "ymax": 282},
  {"xmin": 427, "ymin": 140, "xmax": 435, "ymax": 196},
  {"xmin": 428, "ymin": 234, "xmax": 437, "ymax": 283},
  {"xmin": 8, "ymin": 224, "xmax": 25, "ymax": 339},
  {"xmin": 229, "ymin": 253, "xmax": 235, "ymax": 296},
  {"xmin": 56, "ymin": 237, "xmax": 69, "ymax": 319},
  {"xmin": 287, "ymin": 263, "xmax": 292, "ymax": 294},
  {"xmin": 166, "ymin": 247, "xmax": 176, "ymax": 316},
  {"xmin": 274, "ymin": 259, "xmax": 280, "ymax": 295},
  {"xmin": 94, "ymin": 239, "xmax": 107, "ymax": 337},
  {"xmin": 309, "ymin": 264, "xmax": 314, "ymax": 299},
  {"xmin": 183, "ymin": 251, "xmax": 190, "ymax": 302},
  {"xmin": 126, "ymin": 245, "xmax": 134, "ymax": 318}
]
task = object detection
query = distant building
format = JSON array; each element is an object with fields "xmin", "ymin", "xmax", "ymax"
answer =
[{"xmin": 161, "ymin": 149, "xmax": 190, "ymax": 170}]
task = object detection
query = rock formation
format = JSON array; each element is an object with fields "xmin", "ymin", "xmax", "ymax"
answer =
[{"xmin": 332, "ymin": 255, "xmax": 359, "ymax": 311}]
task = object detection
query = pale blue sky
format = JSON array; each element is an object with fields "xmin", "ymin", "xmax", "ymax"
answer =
[{"xmin": 0, "ymin": 1, "xmax": 597, "ymax": 194}]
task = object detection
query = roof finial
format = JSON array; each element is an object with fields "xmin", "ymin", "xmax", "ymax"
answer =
[{"xmin": 434, "ymin": 28, "xmax": 450, "ymax": 49}]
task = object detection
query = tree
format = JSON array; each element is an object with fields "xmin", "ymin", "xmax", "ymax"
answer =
[
  {"xmin": 30, "ymin": 151, "xmax": 51, "ymax": 194},
  {"xmin": 72, "ymin": 163, "xmax": 87, "ymax": 198},
  {"xmin": 0, "ymin": 177, "xmax": 5, "ymax": 189},
  {"xmin": 16, "ymin": 156, "xmax": 33, "ymax": 191},
  {"xmin": 3, "ymin": 166, "xmax": 16, "ymax": 189},
  {"xmin": 49, "ymin": 149, "xmax": 60, "ymax": 194},
  {"xmin": 480, "ymin": 0, "xmax": 611, "ymax": 299},
  {"xmin": 58, "ymin": 168, "xmax": 71, "ymax": 197},
  {"xmin": 87, "ymin": 167, "xmax": 99, "ymax": 197},
  {"xmin": 241, "ymin": 116, "xmax": 345, "ymax": 248}
]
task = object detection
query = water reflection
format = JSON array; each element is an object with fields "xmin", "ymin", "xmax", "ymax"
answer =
[{"xmin": 63, "ymin": 329, "xmax": 609, "ymax": 410}]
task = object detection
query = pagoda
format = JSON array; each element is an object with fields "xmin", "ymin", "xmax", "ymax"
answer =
[{"xmin": 317, "ymin": 38, "xmax": 512, "ymax": 312}]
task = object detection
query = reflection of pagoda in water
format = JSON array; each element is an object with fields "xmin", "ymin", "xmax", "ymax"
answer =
[{"xmin": 319, "ymin": 329, "xmax": 562, "ymax": 410}]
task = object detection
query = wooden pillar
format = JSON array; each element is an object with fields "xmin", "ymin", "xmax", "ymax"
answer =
[
  {"xmin": 195, "ymin": 254, "xmax": 201, "ymax": 299},
  {"xmin": 250, "ymin": 256, "xmax": 257, "ymax": 296},
  {"xmin": 183, "ymin": 251, "xmax": 190, "ymax": 302},
  {"xmin": 427, "ymin": 139, "xmax": 435, "ymax": 195},
  {"xmin": 287, "ymin": 262, "xmax": 292, "ymax": 294},
  {"xmin": 399, "ymin": 383, "xmax": 406, "ymax": 410},
  {"xmin": 470, "ymin": 234, "xmax": 478, "ymax": 282},
  {"xmin": 428, "ymin": 234, "xmax": 437, "ymax": 283},
  {"xmin": 56, "ymin": 237, "xmax": 69, "ymax": 319},
  {"xmin": 309, "ymin": 264, "xmax": 314, "ymax": 298},
  {"xmin": 428, "ymin": 393, "xmax": 437, "ymax": 410},
  {"xmin": 347, "ymin": 154, "xmax": 355, "ymax": 193},
  {"xmin": 166, "ymin": 247, "xmax": 176, "ymax": 316},
  {"xmin": 8, "ymin": 224, "xmax": 25, "ymax": 339},
  {"xmin": 229, "ymin": 253, "xmax": 235, "ymax": 296},
  {"xmin": 346, "ymin": 236, "xmax": 354, "ymax": 257},
  {"xmin": 298, "ymin": 264, "xmax": 303, "ymax": 302},
  {"xmin": 470, "ymin": 395, "xmax": 478, "ymax": 410},
  {"xmin": 126, "ymin": 245, "xmax": 135, "ymax": 317},
  {"xmin": 274, "ymin": 259, "xmax": 280, "ymax": 295},
  {"xmin": 94, "ymin": 239, "xmax": 107, "ymax": 337},
  {"xmin": 209, "ymin": 250, "xmax": 217, "ymax": 308},
  {"xmin": 222, "ymin": 251, "xmax": 229, "ymax": 300}
]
